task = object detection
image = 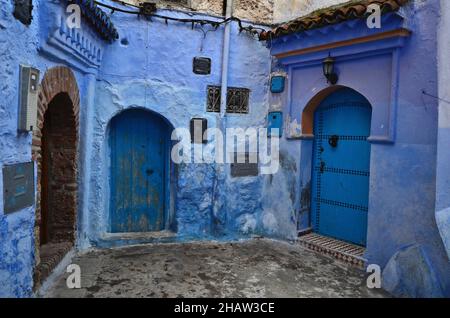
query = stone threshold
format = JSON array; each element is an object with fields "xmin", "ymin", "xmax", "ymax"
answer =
[
  {"xmin": 298, "ymin": 232, "xmax": 367, "ymax": 269},
  {"xmin": 35, "ymin": 241, "xmax": 73, "ymax": 287},
  {"xmin": 96, "ymin": 230, "xmax": 178, "ymax": 248},
  {"xmin": 101, "ymin": 230, "xmax": 177, "ymax": 240}
]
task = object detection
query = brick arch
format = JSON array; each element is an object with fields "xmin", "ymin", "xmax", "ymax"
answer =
[
  {"xmin": 33, "ymin": 66, "xmax": 80, "ymax": 149},
  {"xmin": 32, "ymin": 66, "xmax": 80, "ymax": 286}
]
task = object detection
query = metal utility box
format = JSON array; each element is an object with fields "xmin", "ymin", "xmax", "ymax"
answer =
[
  {"xmin": 18, "ymin": 65, "xmax": 40, "ymax": 132},
  {"xmin": 193, "ymin": 57, "xmax": 211, "ymax": 75},
  {"xmin": 270, "ymin": 75, "xmax": 285, "ymax": 93},
  {"xmin": 230, "ymin": 152, "xmax": 259, "ymax": 177},
  {"xmin": 268, "ymin": 111, "xmax": 283, "ymax": 137},
  {"xmin": 2, "ymin": 162, "xmax": 35, "ymax": 214}
]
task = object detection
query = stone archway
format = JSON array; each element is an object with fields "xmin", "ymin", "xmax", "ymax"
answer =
[{"xmin": 32, "ymin": 66, "xmax": 80, "ymax": 287}]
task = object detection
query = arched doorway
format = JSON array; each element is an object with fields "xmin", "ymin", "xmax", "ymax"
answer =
[
  {"xmin": 310, "ymin": 87, "xmax": 372, "ymax": 246},
  {"xmin": 109, "ymin": 109, "xmax": 172, "ymax": 233},
  {"xmin": 40, "ymin": 93, "xmax": 77, "ymax": 245},
  {"xmin": 33, "ymin": 66, "xmax": 80, "ymax": 286}
]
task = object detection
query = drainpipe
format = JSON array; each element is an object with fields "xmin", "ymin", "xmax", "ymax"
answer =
[
  {"xmin": 220, "ymin": 0, "xmax": 233, "ymax": 121},
  {"xmin": 212, "ymin": 0, "xmax": 233, "ymax": 235}
]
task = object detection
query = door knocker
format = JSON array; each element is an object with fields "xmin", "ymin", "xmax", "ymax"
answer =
[{"xmin": 328, "ymin": 135, "xmax": 339, "ymax": 148}]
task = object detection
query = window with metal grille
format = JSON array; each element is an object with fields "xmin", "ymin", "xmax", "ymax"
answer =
[{"xmin": 207, "ymin": 86, "xmax": 250, "ymax": 114}]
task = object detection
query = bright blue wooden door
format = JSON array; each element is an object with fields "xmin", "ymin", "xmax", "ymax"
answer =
[
  {"xmin": 110, "ymin": 109, "xmax": 169, "ymax": 233},
  {"xmin": 311, "ymin": 88, "xmax": 372, "ymax": 246}
]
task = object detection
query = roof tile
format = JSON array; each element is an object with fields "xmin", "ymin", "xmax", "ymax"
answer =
[{"xmin": 260, "ymin": 0, "xmax": 409, "ymax": 40}]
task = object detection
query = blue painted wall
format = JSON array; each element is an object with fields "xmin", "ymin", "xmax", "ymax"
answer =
[
  {"xmin": 0, "ymin": 0, "xmax": 40, "ymax": 297},
  {"xmin": 1, "ymin": 0, "xmax": 449, "ymax": 298},
  {"xmin": 268, "ymin": 0, "xmax": 450, "ymax": 297},
  {"xmin": 436, "ymin": 0, "xmax": 450, "ymax": 262},
  {"xmin": 82, "ymin": 2, "xmax": 272, "ymax": 247},
  {"xmin": 0, "ymin": 0, "xmax": 105, "ymax": 297}
]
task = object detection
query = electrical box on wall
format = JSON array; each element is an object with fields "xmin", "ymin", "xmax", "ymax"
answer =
[
  {"xmin": 2, "ymin": 162, "xmax": 35, "ymax": 214},
  {"xmin": 193, "ymin": 57, "xmax": 211, "ymax": 75},
  {"xmin": 270, "ymin": 75, "xmax": 286, "ymax": 94},
  {"xmin": 18, "ymin": 65, "xmax": 39, "ymax": 132},
  {"xmin": 230, "ymin": 153, "xmax": 259, "ymax": 177},
  {"xmin": 268, "ymin": 111, "xmax": 283, "ymax": 137},
  {"xmin": 190, "ymin": 118, "xmax": 208, "ymax": 144}
]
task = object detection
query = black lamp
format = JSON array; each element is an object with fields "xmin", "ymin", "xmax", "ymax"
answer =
[{"xmin": 323, "ymin": 55, "xmax": 338, "ymax": 85}]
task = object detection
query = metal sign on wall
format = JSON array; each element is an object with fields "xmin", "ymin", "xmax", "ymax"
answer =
[
  {"xmin": 2, "ymin": 162, "xmax": 35, "ymax": 214},
  {"xmin": 230, "ymin": 152, "xmax": 259, "ymax": 177}
]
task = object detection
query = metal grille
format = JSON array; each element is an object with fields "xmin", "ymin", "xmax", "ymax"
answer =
[
  {"xmin": 298, "ymin": 233, "xmax": 366, "ymax": 269},
  {"xmin": 207, "ymin": 86, "xmax": 250, "ymax": 114},
  {"xmin": 227, "ymin": 87, "xmax": 250, "ymax": 114},
  {"xmin": 207, "ymin": 86, "xmax": 221, "ymax": 112}
]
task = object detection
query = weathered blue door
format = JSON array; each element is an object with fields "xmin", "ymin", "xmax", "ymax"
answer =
[
  {"xmin": 311, "ymin": 88, "xmax": 372, "ymax": 246},
  {"xmin": 110, "ymin": 109, "xmax": 169, "ymax": 233}
]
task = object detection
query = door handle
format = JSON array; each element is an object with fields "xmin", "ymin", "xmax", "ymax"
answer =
[{"xmin": 146, "ymin": 169, "xmax": 154, "ymax": 176}]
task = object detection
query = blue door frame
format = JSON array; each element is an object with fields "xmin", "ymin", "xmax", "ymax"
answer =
[
  {"xmin": 311, "ymin": 88, "xmax": 372, "ymax": 246},
  {"xmin": 109, "ymin": 109, "xmax": 171, "ymax": 233}
]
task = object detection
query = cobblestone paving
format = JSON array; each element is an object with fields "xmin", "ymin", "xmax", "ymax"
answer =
[{"xmin": 44, "ymin": 239, "xmax": 388, "ymax": 298}]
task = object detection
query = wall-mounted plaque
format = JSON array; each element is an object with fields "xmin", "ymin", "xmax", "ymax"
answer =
[
  {"xmin": 230, "ymin": 153, "xmax": 259, "ymax": 177},
  {"xmin": 3, "ymin": 162, "xmax": 35, "ymax": 214}
]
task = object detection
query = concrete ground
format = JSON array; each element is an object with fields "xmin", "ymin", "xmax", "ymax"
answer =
[{"xmin": 43, "ymin": 239, "xmax": 387, "ymax": 298}]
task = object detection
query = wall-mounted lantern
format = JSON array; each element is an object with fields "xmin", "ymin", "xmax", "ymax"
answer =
[{"xmin": 323, "ymin": 55, "xmax": 338, "ymax": 85}]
